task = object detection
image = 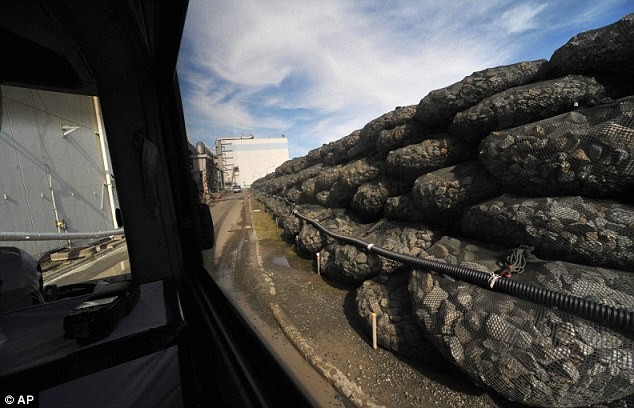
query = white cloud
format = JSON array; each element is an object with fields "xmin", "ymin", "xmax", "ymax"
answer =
[
  {"xmin": 185, "ymin": 1, "xmax": 337, "ymax": 87},
  {"xmin": 496, "ymin": 2, "xmax": 548, "ymax": 34},
  {"xmin": 182, "ymin": 0, "xmax": 507, "ymax": 112}
]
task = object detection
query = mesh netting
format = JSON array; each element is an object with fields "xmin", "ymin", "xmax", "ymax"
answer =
[
  {"xmin": 462, "ymin": 195, "xmax": 634, "ymax": 271},
  {"xmin": 410, "ymin": 236, "xmax": 634, "ymax": 407},
  {"xmin": 479, "ymin": 96, "xmax": 634, "ymax": 199}
]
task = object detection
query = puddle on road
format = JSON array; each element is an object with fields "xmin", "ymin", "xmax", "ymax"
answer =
[{"xmin": 272, "ymin": 256, "xmax": 290, "ymax": 267}]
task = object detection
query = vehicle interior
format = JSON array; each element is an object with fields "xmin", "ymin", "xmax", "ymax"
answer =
[{"xmin": 0, "ymin": 1, "xmax": 311, "ymax": 406}]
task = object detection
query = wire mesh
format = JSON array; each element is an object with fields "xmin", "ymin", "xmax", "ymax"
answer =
[{"xmin": 411, "ymin": 236, "xmax": 634, "ymax": 407}]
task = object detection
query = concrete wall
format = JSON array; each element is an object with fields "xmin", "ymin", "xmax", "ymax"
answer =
[{"xmin": 0, "ymin": 85, "xmax": 117, "ymax": 257}]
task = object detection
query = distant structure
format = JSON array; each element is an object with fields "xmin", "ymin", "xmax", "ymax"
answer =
[
  {"xmin": 189, "ymin": 141, "xmax": 221, "ymax": 200},
  {"xmin": 215, "ymin": 135, "xmax": 289, "ymax": 189},
  {"xmin": 0, "ymin": 85, "xmax": 118, "ymax": 257}
]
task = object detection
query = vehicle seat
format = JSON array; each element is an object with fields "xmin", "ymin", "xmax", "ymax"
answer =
[{"xmin": 0, "ymin": 246, "xmax": 45, "ymax": 312}]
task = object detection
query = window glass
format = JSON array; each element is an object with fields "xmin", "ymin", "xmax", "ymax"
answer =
[
  {"xmin": 176, "ymin": 2, "xmax": 634, "ymax": 407},
  {"xmin": 1, "ymin": 84, "xmax": 130, "ymax": 311}
]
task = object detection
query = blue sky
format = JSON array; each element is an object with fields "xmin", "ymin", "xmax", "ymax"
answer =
[{"xmin": 177, "ymin": 1, "xmax": 634, "ymax": 159}]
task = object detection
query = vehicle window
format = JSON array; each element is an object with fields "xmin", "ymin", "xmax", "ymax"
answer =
[
  {"xmin": 1, "ymin": 84, "xmax": 130, "ymax": 310},
  {"xmin": 177, "ymin": 2, "xmax": 634, "ymax": 407},
  {"xmin": 1, "ymin": 6, "xmax": 190, "ymax": 407}
]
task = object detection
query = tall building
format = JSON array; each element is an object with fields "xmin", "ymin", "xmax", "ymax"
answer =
[{"xmin": 215, "ymin": 136, "xmax": 289, "ymax": 189}]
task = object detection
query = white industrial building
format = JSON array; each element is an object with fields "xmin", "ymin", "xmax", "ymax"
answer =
[
  {"xmin": 0, "ymin": 85, "xmax": 118, "ymax": 257},
  {"xmin": 215, "ymin": 136, "xmax": 289, "ymax": 189}
]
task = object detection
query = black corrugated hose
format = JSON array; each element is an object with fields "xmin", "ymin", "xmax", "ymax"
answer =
[{"xmin": 291, "ymin": 209, "xmax": 633, "ymax": 334}]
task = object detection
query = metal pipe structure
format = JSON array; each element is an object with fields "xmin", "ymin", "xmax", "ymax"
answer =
[
  {"xmin": 0, "ymin": 228, "xmax": 124, "ymax": 241},
  {"xmin": 291, "ymin": 209, "xmax": 634, "ymax": 333},
  {"xmin": 47, "ymin": 172, "xmax": 62, "ymax": 233},
  {"xmin": 215, "ymin": 135, "xmax": 254, "ymax": 190},
  {"xmin": 93, "ymin": 96, "xmax": 118, "ymax": 228},
  {"xmin": 214, "ymin": 135, "xmax": 255, "ymax": 144}
]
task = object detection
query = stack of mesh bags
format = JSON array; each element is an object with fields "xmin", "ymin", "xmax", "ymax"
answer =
[{"xmin": 409, "ymin": 236, "xmax": 634, "ymax": 407}]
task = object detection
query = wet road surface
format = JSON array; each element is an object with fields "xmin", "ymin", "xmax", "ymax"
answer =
[{"xmin": 203, "ymin": 193, "xmax": 349, "ymax": 407}]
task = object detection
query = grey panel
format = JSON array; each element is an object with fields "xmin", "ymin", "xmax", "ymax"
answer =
[
  {"xmin": 1, "ymin": 88, "xmax": 53, "ymax": 255},
  {"xmin": 0, "ymin": 98, "xmax": 40, "ymax": 255},
  {"xmin": 34, "ymin": 104, "xmax": 108, "ymax": 233},
  {"xmin": 1, "ymin": 86, "xmax": 117, "ymax": 258}
]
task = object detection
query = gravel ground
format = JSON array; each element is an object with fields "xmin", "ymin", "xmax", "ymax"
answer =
[{"xmin": 247, "ymin": 197, "xmax": 511, "ymax": 408}]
